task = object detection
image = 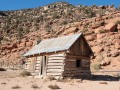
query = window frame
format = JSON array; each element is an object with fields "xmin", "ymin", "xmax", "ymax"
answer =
[{"xmin": 76, "ymin": 59, "xmax": 82, "ymax": 68}]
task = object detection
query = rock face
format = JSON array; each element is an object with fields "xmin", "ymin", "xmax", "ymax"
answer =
[
  {"xmin": 105, "ymin": 22, "xmax": 117, "ymax": 32},
  {"xmin": 0, "ymin": 2, "xmax": 120, "ymax": 70}
]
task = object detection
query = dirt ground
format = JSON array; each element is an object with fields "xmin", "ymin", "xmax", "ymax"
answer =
[{"xmin": 0, "ymin": 70, "xmax": 120, "ymax": 90}]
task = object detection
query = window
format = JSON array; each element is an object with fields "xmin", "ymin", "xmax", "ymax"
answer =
[{"xmin": 76, "ymin": 60, "xmax": 82, "ymax": 67}]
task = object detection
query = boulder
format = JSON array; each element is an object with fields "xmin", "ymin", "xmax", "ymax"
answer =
[
  {"xmin": 111, "ymin": 52, "xmax": 119, "ymax": 57},
  {"xmin": 65, "ymin": 27, "xmax": 79, "ymax": 34},
  {"xmin": 97, "ymin": 33, "xmax": 106, "ymax": 39},
  {"xmin": 117, "ymin": 24, "xmax": 120, "ymax": 30},
  {"xmin": 94, "ymin": 26, "xmax": 106, "ymax": 34},
  {"xmin": 92, "ymin": 46, "xmax": 104, "ymax": 53},
  {"xmin": 86, "ymin": 34, "xmax": 96, "ymax": 41},
  {"xmin": 19, "ymin": 42, "xmax": 26, "ymax": 47},
  {"xmin": 26, "ymin": 41, "xmax": 33, "ymax": 47},
  {"xmin": 105, "ymin": 22, "xmax": 117, "ymax": 32},
  {"xmin": 114, "ymin": 42, "xmax": 120, "ymax": 49},
  {"xmin": 92, "ymin": 23, "xmax": 100, "ymax": 29}
]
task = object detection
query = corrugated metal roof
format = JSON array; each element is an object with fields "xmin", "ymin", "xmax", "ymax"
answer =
[{"xmin": 24, "ymin": 33, "xmax": 82, "ymax": 56}]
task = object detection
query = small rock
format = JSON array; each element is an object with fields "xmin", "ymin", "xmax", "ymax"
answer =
[
  {"xmin": 105, "ymin": 22, "xmax": 117, "ymax": 32},
  {"xmin": 100, "ymin": 60, "xmax": 111, "ymax": 66},
  {"xmin": 111, "ymin": 52, "xmax": 119, "ymax": 57}
]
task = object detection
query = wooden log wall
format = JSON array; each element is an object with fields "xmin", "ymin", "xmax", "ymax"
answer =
[
  {"xmin": 25, "ymin": 56, "xmax": 42, "ymax": 76},
  {"xmin": 46, "ymin": 53, "xmax": 65, "ymax": 78},
  {"xmin": 34, "ymin": 56, "xmax": 42, "ymax": 75},
  {"xmin": 63, "ymin": 55, "xmax": 91, "ymax": 78},
  {"xmin": 25, "ymin": 57, "xmax": 36, "ymax": 71}
]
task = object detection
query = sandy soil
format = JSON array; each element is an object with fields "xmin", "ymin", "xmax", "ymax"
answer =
[{"xmin": 0, "ymin": 70, "xmax": 120, "ymax": 90}]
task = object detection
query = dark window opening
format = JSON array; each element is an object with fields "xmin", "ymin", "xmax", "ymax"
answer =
[{"xmin": 76, "ymin": 60, "xmax": 82, "ymax": 67}]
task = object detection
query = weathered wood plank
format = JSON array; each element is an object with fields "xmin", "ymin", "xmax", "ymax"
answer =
[
  {"xmin": 47, "ymin": 63, "xmax": 64, "ymax": 66},
  {"xmin": 35, "ymin": 67, "xmax": 40, "ymax": 69},
  {"xmin": 47, "ymin": 66, "xmax": 63, "ymax": 69},
  {"xmin": 66, "ymin": 55, "xmax": 89, "ymax": 59},
  {"xmin": 49, "ymin": 54, "xmax": 65, "ymax": 57},
  {"xmin": 36, "ymin": 64, "xmax": 40, "ymax": 67},
  {"xmin": 48, "ymin": 57, "xmax": 65, "ymax": 60},
  {"xmin": 66, "ymin": 69, "xmax": 90, "ymax": 72},
  {"xmin": 47, "ymin": 69, "xmax": 64, "ymax": 72},
  {"xmin": 48, "ymin": 60, "xmax": 64, "ymax": 63},
  {"xmin": 35, "ymin": 70, "xmax": 39, "ymax": 72}
]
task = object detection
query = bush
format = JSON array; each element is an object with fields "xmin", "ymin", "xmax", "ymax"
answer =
[
  {"xmin": 47, "ymin": 75, "xmax": 56, "ymax": 81},
  {"xmin": 92, "ymin": 63, "xmax": 101, "ymax": 71},
  {"xmin": 60, "ymin": 20, "xmax": 68, "ymax": 25},
  {"xmin": 99, "ymin": 30, "xmax": 105, "ymax": 33},
  {"xmin": 99, "ymin": 82, "xmax": 108, "ymax": 84},
  {"xmin": 31, "ymin": 84, "xmax": 40, "ymax": 89},
  {"xmin": 48, "ymin": 85, "xmax": 60, "ymax": 89},
  {"xmin": 12, "ymin": 85, "xmax": 21, "ymax": 89},
  {"xmin": 20, "ymin": 70, "xmax": 31, "ymax": 77},
  {"xmin": 0, "ymin": 68, "xmax": 6, "ymax": 71},
  {"xmin": 1, "ymin": 82, "xmax": 7, "ymax": 85}
]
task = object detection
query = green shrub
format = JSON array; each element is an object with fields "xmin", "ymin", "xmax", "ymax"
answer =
[{"xmin": 92, "ymin": 63, "xmax": 101, "ymax": 71}]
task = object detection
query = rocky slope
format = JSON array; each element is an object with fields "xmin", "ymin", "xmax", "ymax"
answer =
[{"xmin": 0, "ymin": 2, "xmax": 120, "ymax": 70}]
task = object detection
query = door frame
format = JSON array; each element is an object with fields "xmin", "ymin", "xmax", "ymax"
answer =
[{"xmin": 39, "ymin": 56, "xmax": 47, "ymax": 77}]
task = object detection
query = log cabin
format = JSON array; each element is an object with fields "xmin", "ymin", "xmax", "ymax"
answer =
[{"xmin": 23, "ymin": 33, "xmax": 93, "ymax": 79}]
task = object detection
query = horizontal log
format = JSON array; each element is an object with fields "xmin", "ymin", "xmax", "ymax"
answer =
[
  {"xmin": 48, "ymin": 60, "xmax": 64, "ymax": 63},
  {"xmin": 47, "ymin": 66, "xmax": 63, "ymax": 69},
  {"xmin": 37, "ymin": 58, "xmax": 42, "ymax": 59},
  {"xmin": 64, "ymin": 68, "xmax": 81, "ymax": 70},
  {"xmin": 36, "ymin": 62, "xmax": 41, "ymax": 65},
  {"xmin": 66, "ymin": 60, "xmax": 76, "ymax": 61},
  {"xmin": 63, "ymin": 72, "xmax": 90, "ymax": 76},
  {"xmin": 47, "ymin": 63, "xmax": 64, "ymax": 66},
  {"xmin": 49, "ymin": 54, "xmax": 65, "ymax": 57},
  {"xmin": 47, "ymin": 69, "xmax": 64, "ymax": 72},
  {"xmin": 48, "ymin": 57, "xmax": 65, "ymax": 60},
  {"xmin": 35, "ymin": 70, "xmax": 39, "ymax": 72},
  {"xmin": 35, "ymin": 64, "xmax": 40, "ymax": 66},
  {"xmin": 36, "ymin": 59, "xmax": 41, "ymax": 61},
  {"xmin": 35, "ymin": 67, "xmax": 40, "ymax": 69},
  {"xmin": 65, "ymin": 69, "xmax": 90, "ymax": 72},
  {"xmin": 66, "ymin": 55, "xmax": 89, "ymax": 59}
]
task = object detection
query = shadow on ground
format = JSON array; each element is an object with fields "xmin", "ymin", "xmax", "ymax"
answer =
[{"xmin": 91, "ymin": 74, "xmax": 119, "ymax": 81}]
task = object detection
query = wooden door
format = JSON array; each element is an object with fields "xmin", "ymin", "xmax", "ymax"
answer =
[
  {"xmin": 39, "ymin": 56, "xmax": 47, "ymax": 77},
  {"xmin": 29, "ymin": 57, "xmax": 36, "ymax": 72}
]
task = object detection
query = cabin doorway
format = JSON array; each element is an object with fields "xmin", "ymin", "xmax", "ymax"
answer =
[
  {"xmin": 29, "ymin": 57, "xmax": 36, "ymax": 72},
  {"xmin": 39, "ymin": 56, "xmax": 47, "ymax": 77}
]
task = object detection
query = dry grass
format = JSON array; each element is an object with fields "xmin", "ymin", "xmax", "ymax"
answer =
[
  {"xmin": 12, "ymin": 85, "xmax": 21, "ymax": 89},
  {"xmin": 99, "ymin": 82, "xmax": 108, "ymax": 84},
  {"xmin": 1, "ymin": 82, "xmax": 7, "ymax": 85},
  {"xmin": 31, "ymin": 84, "xmax": 40, "ymax": 89},
  {"xmin": 20, "ymin": 70, "xmax": 31, "ymax": 77},
  {"xmin": 47, "ymin": 75, "xmax": 56, "ymax": 81},
  {"xmin": 48, "ymin": 84, "xmax": 61, "ymax": 89},
  {"xmin": 57, "ymin": 77, "xmax": 74, "ymax": 83}
]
